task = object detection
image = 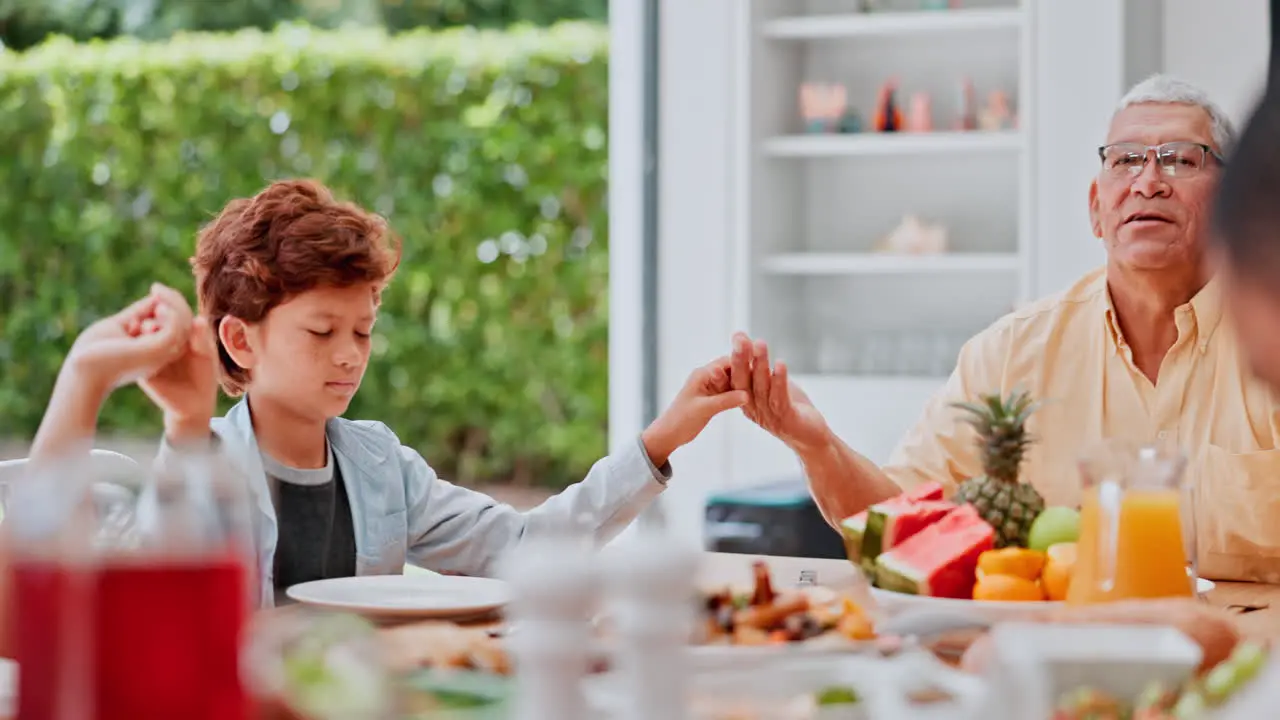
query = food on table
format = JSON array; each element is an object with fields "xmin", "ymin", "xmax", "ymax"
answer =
[
  {"xmin": 380, "ymin": 622, "xmax": 514, "ymax": 676},
  {"xmin": 1052, "ymin": 686, "xmax": 1128, "ymax": 720},
  {"xmin": 874, "ymin": 504, "xmax": 995, "ymax": 599},
  {"xmin": 253, "ymin": 611, "xmax": 396, "ymax": 720},
  {"xmin": 750, "ymin": 558, "xmax": 777, "ymax": 605},
  {"xmin": 1028, "ymin": 506, "xmax": 1082, "ymax": 552},
  {"xmin": 1051, "ymin": 640, "xmax": 1270, "ymax": 720},
  {"xmin": 1041, "ymin": 542, "xmax": 1078, "ymax": 601},
  {"xmin": 838, "ymin": 390, "xmax": 1088, "ymax": 602},
  {"xmin": 700, "ymin": 561, "xmax": 877, "ymax": 646},
  {"xmin": 950, "ymin": 389, "xmax": 1045, "ymax": 548},
  {"xmin": 861, "ymin": 499, "xmax": 956, "ymax": 567},
  {"xmin": 1195, "ymin": 639, "xmax": 1268, "ymax": 706},
  {"xmin": 841, "ymin": 481, "xmax": 945, "ymax": 565},
  {"xmin": 972, "ymin": 573, "xmax": 1045, "ymax": 602},
  {"xmin": 400, "ymin": 669, "xmax": 510, "ymax": 718},
  {"xmin": 977, "ymin": 547, "xmax": 1047, "ymax": 581}
]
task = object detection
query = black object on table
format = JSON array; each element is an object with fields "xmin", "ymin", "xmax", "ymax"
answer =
[{"xmin": 704, "ymin": 477, "xmax": 846, "ymax": 559}]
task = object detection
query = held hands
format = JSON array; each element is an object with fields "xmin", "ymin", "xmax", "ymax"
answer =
[
  {"xmin": 65, "ymin": 284, "xmax": 195, "ymax": 394},
  {"xmin": 729, "ymin": 331, "xmax": 832, "ymax": 453},
  {"xmin": 136, "ymin": 284, "xmax": 220, "ymax": 443},
  {"xmin": 65, "ymin": 283, "xmax": 219, "ymax": 441},
  {"xmin": 640, "ymin": 356, "xmax": 750, "ymax": 467}
]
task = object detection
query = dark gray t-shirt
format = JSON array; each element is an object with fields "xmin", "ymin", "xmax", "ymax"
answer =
[{"xmin": 266, "ymin": 444, "xmax": 357, "ymax": 605}]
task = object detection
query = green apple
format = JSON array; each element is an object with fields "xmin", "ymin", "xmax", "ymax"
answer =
[{"xmin": 1027, "ymin": 506, "xmax": 1081, "ymax": 552}]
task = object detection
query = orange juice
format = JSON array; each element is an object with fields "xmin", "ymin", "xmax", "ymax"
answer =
[{"xmin": 1066, "ymin": 487, "xmax": 1194, "ymax": 604}]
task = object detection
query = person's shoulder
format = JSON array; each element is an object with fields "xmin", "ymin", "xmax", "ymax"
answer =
[
  {"xmin": 329, "ymin": 416, "xmax": 401, "ymax": 448},
  {"xmin": 984, "ymin": 267, "xmax": 1106, "ymax": 340}
]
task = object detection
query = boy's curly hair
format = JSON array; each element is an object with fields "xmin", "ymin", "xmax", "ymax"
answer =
[{"xmin": 192, "ymin": 179, "xmax": 401, "ymax": 395}]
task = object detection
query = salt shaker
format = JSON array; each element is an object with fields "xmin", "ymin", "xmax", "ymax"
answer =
[
  {"xmin": 604, "ymin": 526, "xmax": 699, "ymax": 720},
  {"xmin": 498, "ymin": 524, "xmax": 599, "ymax": 720}
]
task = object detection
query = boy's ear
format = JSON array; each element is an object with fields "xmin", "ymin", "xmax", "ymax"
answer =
[{"xmin": 218, "ymin": 316, "xmax": 258, "ymax": 372}]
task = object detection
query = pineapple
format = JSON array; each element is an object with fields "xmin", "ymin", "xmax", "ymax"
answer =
[{"xmin": 950, "ymin": 389, "xmax": 1044, "ymax": 548}]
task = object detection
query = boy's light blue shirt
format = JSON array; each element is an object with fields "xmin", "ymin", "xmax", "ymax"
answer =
[{"xmin": 159, "ymin": 398, "xmax": 671, "ymax": 607}]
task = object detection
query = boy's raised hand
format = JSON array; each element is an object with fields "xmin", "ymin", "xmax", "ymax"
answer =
[
  {"xmin": 137, "ymin": 284, "xmax": 220, "ymax": 444},
  {"xmin": 640, "ymin": 356, "xmax": 750, "ymax": 467},
  {"xmin": 64, "ymin": 283, "xmax": 194, "ymax": 394}
]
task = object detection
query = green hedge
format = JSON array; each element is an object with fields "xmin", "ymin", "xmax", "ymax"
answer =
[
  {"xmin": 0, "ymin": 22, "xmax": 612, "ymax": 488},
  {"xmin": 1, "ymin": 0, "xmax": 608, "ymax": 51}
]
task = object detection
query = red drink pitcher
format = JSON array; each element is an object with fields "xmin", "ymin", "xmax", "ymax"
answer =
[{"xmin": 91, "ymin": 448, "xmax": 256, "ymax": 720}]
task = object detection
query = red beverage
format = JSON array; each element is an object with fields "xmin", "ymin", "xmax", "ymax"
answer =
[
  {"xmin": 12, "ymin": 560, "xmax": 90, "ymax": 720},
  {"xmin": 92, "ymin": 556, "xmax": 251, "ymax": 720}
]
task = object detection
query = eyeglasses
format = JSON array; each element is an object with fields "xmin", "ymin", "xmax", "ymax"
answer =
[{"xmin": 1098, "ymin": 142, "xmax": 1225, "ymax": 178}]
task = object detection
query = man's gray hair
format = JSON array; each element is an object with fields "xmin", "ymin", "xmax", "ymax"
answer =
[{"xmin": 1116, "ymin": 74, "xmax": 1237, "ymax": 153}]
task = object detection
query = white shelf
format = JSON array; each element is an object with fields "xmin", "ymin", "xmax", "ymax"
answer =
[
  {"xmin": 762, "ymin": 8, "xmax": 1024, "ymax": 40},
  {"xmin": 761, "ymin": 252, "xmax": 1019, "ymax": 275},
  {"xmin": 763, "ymin": 131, "xmax": 1022, "ymax": 157}
]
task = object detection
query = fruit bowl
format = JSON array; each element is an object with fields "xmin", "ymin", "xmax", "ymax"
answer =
[{"xmin": 868, "ymin": 575, "xmax": 1216, "ymax": 624}]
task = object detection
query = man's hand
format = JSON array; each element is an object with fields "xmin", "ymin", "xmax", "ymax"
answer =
[
  {"xmin": 137, "ymin": 284, "xmax": 220, "ymax": 444},
  {"xmin": 641, "ymin": 356, "xmax": 750, "ymax": 467},
  {"xmin": 730, "ymin": 331, "xmax": 833, "ymax": 453},
  {"xmin": 64, "ymin": 285, "xmax": 193, "ymax": 395}
]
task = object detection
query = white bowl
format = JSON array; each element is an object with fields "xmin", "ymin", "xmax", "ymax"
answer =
[{"xmin": 973, "ymin": 623, "xmax": 1202, "ymax": 720}]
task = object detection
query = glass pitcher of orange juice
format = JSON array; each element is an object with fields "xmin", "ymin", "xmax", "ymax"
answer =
[{"xmin": 1066, "ymin": 440, "xmax": 1196, "ymax": 605}]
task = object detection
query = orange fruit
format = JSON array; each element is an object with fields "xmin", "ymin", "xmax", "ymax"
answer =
[
  {"xmin": 976, "ymin": 547, "xmax": 1047, "ymax": 581},
  {"xmin": 973, "ymin": 573, "xmax": 1045, "ymax": 602},
  {"xmin": 1041, "ymin": 542, "xmax": 1077, "ymax": 601}
]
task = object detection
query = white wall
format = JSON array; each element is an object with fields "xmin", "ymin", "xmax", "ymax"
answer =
[
  {"xmin": 649, "ymin": 0, "xmax": 739, "ymax": 546},
  {"xmin": 1034, "ymin": 1, "xmax": 1271, "ymax": 296},
  {"xmin": 606, "ymin": 0, "xmax": 646, "ymax": 458},
  {"xmin": 1163, "ymin": 0, "xmax": 1268, "ymax": 129}
]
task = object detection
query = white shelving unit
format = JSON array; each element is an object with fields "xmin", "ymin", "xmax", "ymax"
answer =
[{"xmin": 726, "ymin": 0, "xmax": 1035, "ymax": 484}]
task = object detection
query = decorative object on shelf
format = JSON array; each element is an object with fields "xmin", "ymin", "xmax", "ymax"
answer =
[
  {"xmin": 906, "ymin": 92, "xmax": 933, "ymax": 132},
  {"xmin": 954, "ymin": 76, "xmax": 977, "ymax": 131},
  {"xmin": 839, "ymin": 108, "xmax": 864, "ymax": 134},
  {"xmin": 799, "ymin": 82, "xmax": 849, "ymax": 134},
  {"xmin": 978, "ymin": 89, "xmax": 1015, "ymax": 132},
  {"xmin": 873, "ymin": 214, "xmax": 949, "ymax": 255},
  {"xmin": 921, "ymin": 0, "xmax": 962, "ymax": 9},
  {"xmin": 873, "ymin": 79, "xmax": 903, "ymax": 132}
]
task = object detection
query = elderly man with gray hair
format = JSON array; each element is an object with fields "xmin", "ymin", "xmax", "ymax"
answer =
[{"xmin": 730, "ymin": 74, "xmax": 1280, "ymax": 583}]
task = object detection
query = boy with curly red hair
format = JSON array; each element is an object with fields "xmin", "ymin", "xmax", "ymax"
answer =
[{"xmin": 160, "ymin": 179, "xmax": 744, "ymax": 606}]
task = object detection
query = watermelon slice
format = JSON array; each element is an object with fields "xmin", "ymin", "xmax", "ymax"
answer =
[
  {"xmin": 860, "ymin": 500, "xmax": 955, "ymax": 566},
  {"xmin": 839, "ymin": 482, "xmax": 946, "ymax": 565},
  {"xmin": 874, "ymin": 504, "xmax": 995, "ymax": 599}
]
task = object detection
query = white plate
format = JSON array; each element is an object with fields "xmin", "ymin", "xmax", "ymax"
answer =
[
  {"xmin": 871, "ymin": 576, "xmax": 1215, "ymax": 622},
  {"xmin": 286, "ymin": 574, "xmax": 512, "ymax": 619}
]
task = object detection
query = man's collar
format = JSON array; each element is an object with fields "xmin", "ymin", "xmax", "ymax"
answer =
[{"xmin": 1102, "ymin": 274, "xmax": 1222, "ymax": 355}]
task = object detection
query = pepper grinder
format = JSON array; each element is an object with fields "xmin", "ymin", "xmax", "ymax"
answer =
[
  {"xmin": 604, "ymin": 521, "xmax": 699, "ymax": 720},
  {"xmin": 499, "ymin": 521, "xmax": 598, "ymax": 720}
]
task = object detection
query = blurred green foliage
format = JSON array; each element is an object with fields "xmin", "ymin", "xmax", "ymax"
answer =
[
  {"xmin": 0, "ymin": 22, "xmax": 612, "ymax": 488},
  {"xmin": 0, "ymin": 0, "xmax": 607, "ymax": 50}
]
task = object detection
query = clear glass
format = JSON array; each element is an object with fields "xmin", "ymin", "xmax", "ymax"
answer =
[{"xmin": 1067, "ymin": 439, "xmax": 1196, "ymax": 605}]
